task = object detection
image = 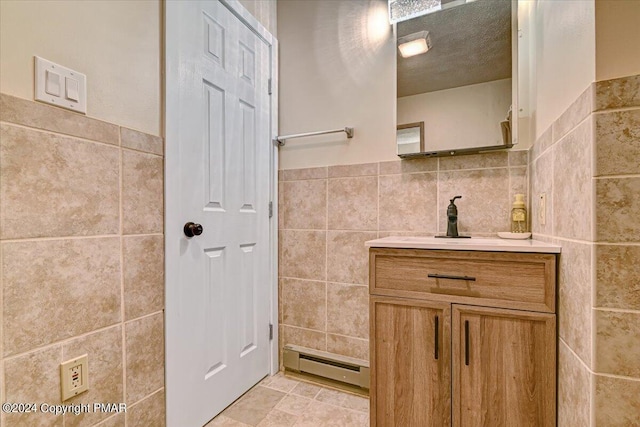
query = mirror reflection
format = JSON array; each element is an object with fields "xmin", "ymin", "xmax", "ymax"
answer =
[
  {"xmin": 396, "ymin": 0, "xmax": 514, "ymax": 157},
  {"xmin": 397, "ymin": 122, "xmax": 425, "ymax": 155}
]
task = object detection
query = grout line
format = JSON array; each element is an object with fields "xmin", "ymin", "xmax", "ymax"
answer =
[
  {"xmin": 127, "ymin": 386, "xmax": 165, "ymax": 408},
  {"xmin": 0, "ymin": 96, "xmax": 137, "ymax": 127},
  {"xmin": 230, "ymin": 376, "xmax": 368, "ymax": 426},
  {"xmin": 560, "ymin": 336, "xmax": 595, "ymax": 427},
  {"xmin": 326, "ymin": 174, "xmax": 380, "ymax": 179},
  {"xmin": 590, "ymin": 354, "xmax": 596, "ymax": 427},
  {"xmin": 533, "ymin": 112, "xmax": 592, "ymax": 164},
  {"xmin": 377, "ymin": 169, "xmax": 438, "ymax": 177},
  {"xmin": 550, "ymin": 149, "xmax": 555, "ymax": 237},
  {"xmin": 281, "ymin": 324, "xmax": 367, "ymax": 342},
  {"xmin": 535, "ymin": 236, "xmax": 640, "ymax": 247},
  {"xmin": 324, "ymin": 332, "xmax": 368, "ymax": 341},
  {"xmin": 380, "ymin": 167, "xmax": 508, "ymax": 176},
  {"xmin": 592, "ymin": 307, "xmax": 640, "ymax": 315},
  {"xmin": 61, "ymin": 346, "xmax": 66, "ymax": 427},
  {"xmin": 559, "ymin": 337, "xmax": 593, "ymax": 373},
  {"xmin": 591, "ymin": 241, "xmax": 640, "ymax": 246},
  {"xmin": 590, "ymin": 238, "xmax": 597, "ymax": 371},
  {"xmin": 3, "ymin": 323, "xmax": 123, "ymax": 362},
  {"xmin": 280, "ymin": 228, "xmax": 376, "ymax": 233},
  {"xmin": 593, "ymin": 174, "xmax": 640, "ymax": 180},
  {"xmin": 592, "ymin": 106, "xmax": 640, "ymax": 114},
  {"xmin": 591, "ymin": 371, "xmax": 640, "ymax": 382},
  {"xmin": 376, "ymin": 172, "xmax": 380, "ymax": 237},
  {"xmin": 123, "ymin": 310, "xmax": 164, "ymax": 326},
  {"xmin": 0, "ymin": 233, "xmax": 162, "ymax": 244},
  {"xmin": 93, "ymin": 412, "xmax": 123, "ymax": 427},
  {"xmin": 279, "ymin": 177, "xmax": 327, "ymax": 182},
  {"xmin": 325, "ymin": 281, "xmax": 368, "ymax": 288},
  {"xmin": 545, "ymin": 236, "xmax": 595, "ymax": 245},
  {"xmin": 119, "ymin": 136, "xmax": 128, "ymax": 410},
  {"xmin": 324, "ymin": 174, "xmax": 329, "ymax": 353},
  {"xmin": 436, "ymin": 159, "xmax": 441, "ymax": 234},
  {"xmin": 121, "ymin": 145, "xmax": 164, "ymax": 159},
  {"xmin": 279, "ymin": 277, "xmax": 326, "ymax": 284},
  {"xmin": 590, "ymin": 114, "xmax": 597, "ymax": 245},
  {"xmin": 0, "ymin": 121, "xmax": 120, "ymax": 149}
]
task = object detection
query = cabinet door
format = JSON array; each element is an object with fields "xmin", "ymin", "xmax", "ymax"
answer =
[
  {"xmin": 371, "ymin": 297, "xmax": 451, "ymax": 427},
  {"xmin": 452, "ymin": 305, "xmax": 556, "ymax": 427}
]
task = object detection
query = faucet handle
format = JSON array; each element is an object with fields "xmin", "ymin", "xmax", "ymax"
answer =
[{"xmin": 450, "ymin": 195, "xmax": 462, "ymax": 204}]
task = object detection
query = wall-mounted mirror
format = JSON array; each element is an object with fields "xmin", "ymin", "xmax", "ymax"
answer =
[{"xmin": 396, "ymin": 0, "xmax": 516, "ymax": 158}]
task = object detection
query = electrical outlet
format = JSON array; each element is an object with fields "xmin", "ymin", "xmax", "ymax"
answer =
[
  {"xmin": 60, "ymin": 354, "xmax": 89, "ymax": 401},
  {"xmin": 538, "ymin": 193, "xmax": 546, "ymax": 226}
]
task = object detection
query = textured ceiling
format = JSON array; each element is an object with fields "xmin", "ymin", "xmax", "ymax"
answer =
[{"xmin": 397, "ymin": 0, "xmax": 512, "ymax": 97}]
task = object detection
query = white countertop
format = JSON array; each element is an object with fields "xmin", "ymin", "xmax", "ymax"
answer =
[{"xmin": 365, "ymin": 236, "xmax": 561, "ymax": 254}]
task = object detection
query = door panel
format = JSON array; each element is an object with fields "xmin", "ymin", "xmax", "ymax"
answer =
[
  {"xmin": 371, "ymin": 297, "xmax": 451, "ymax": 427},
  {"xmin": 166, "ymin": 1, "xmax": 273, "ymax": 425},
  {"xmin": 204, "ymin": 81, "xmax": 225, "ymax": 211},
  {"xmin": 204, "ymin": 247, "xmax": 226, "ymax": 379},
  {"xmin": 452, "ymin": 305, "xmax": 556, "ymax": 427}
]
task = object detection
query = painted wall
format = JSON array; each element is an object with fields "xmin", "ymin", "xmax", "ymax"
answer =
[
  {"xmin": 595, "ymin": 0, "xmax": 640, "ymax": 81},
  {"xmin": 277, "ymin": 0, "xmax": 396, "ymax": 169},
  {"xmin": 398, "ymin": 79, "xmax": 512, "ymax": 151},
  {"xmin": 530, "ymin": 0, "xmax": 595, "ymax": 139},
  {"xmin": 0, "ymin": 0, "xmax": 162, "ymax": 136}
]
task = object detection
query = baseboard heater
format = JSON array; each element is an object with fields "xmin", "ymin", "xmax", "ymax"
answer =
[{"xmin": 283, "ymin": 344, "xmax": 370, "ymax": 389}]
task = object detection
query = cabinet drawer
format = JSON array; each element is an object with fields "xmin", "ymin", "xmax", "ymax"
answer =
[{"xmin": 369, "ymin": 248, "xmax": 556, "ymax": 313}]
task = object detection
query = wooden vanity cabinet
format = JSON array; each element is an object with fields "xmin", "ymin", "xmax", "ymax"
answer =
[
  {"xmin": 371, "ymin": 297, "xmax": 451, "ymax": 426},
  {"xmin": 369, "ymin": 248, "xmax": 557, "ymax": 427}
]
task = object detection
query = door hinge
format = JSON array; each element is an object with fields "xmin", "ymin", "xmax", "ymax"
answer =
[
  {"xmin": 268, "ymin": 78, "xmax": 272, "ymax": 95},
  {"xmin": 269, "ymin": 324, "xmax": 273, "ymax": 340},
  {"xmin": 268, "ymin": 201, "xmax": 273, "ymax": 218}
]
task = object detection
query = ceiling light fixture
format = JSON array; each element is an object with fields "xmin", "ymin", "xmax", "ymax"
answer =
[
  {"xmin": 397, "ymin": 31, "xmax": 432, "ymax": 58},
  {"xmin": 388, "ymin": 0, "xmax": 441, "ymax": 24}
]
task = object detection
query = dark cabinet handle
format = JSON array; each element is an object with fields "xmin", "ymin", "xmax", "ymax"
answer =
[
  {"xmin": 434, "ymin": 315, "xmax": 439, "ymax": 360},
  {"xmin": 464, "ymin": 320, "xmax": 470, "ymax": 366},
  {"xmin": 184, "ymin": 222, "xmax": 203, "ymax": 238},
  {"xmin": 428, "ymin": 273, "xmax": 476, "ymax": 281}
]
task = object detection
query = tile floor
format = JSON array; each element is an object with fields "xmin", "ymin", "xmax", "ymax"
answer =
[{"xmin": 205, "ymin": 372, "xmax": 369, "ymax": 427}]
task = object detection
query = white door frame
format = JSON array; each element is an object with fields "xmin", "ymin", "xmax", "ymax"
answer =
[{"xmin": 164, "ymin": 0, "xmax": 280, "ymax": 417}]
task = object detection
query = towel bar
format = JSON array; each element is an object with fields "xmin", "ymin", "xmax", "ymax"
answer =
[{"xmin": 274, "ymin": 127, "xmax": 354, "ymax": 147}]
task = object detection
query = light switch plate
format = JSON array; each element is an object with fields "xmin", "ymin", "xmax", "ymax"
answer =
[{"xmin": 35, "ymin": 56, "xmax": 87, "ymax": 114}]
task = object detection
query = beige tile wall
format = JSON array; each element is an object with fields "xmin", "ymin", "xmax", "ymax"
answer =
[
  {"xmin": 278, "ymin": 74, "xmax": 639, "ymax": 424},
  {"xmin": 530, "ymin": 74, "xmax": 640, "ymax": 425},
  {"xmin": 530, "ymin": 80, "xmax": 596, "ymax": 425},
  {"xmin": 278, "ymin": 149, "xmax": 528, "ymax": 363},
  {"xmin": 593, "ymin": 74, "xmax": 640, "ymax": 426},
  {"xmin": 0, "ymin": 93, "xmax": 165, "ymax": 427}
]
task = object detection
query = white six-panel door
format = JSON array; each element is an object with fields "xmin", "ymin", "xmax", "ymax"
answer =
[{"xmin": 165, "ymin": 1, "xmax": 275, "ymax": 426}]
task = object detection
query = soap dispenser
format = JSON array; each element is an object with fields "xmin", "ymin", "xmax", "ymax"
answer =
[{"xmin": 511, "ymin": 194, "xmax": 527, "ymax": 233}]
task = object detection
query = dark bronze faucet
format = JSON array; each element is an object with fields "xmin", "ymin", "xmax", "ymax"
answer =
[
  {"xmin": 435, "ymin": 196, "xmax": 471, "ymax": 238},
  {"xmin": 446, "ymin": 196, "xmax": 462, "ymax": 237}
]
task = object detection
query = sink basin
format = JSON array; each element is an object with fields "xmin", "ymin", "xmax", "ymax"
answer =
[{"xmin": 365, "ymin": 236, "xmax": 561, "ymax": 253}]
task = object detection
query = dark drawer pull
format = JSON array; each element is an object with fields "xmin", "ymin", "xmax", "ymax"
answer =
[
  {"xmin": 434, "ymin": 315, "xmax": 439, "ymax": 360},
  {"xmin": 428, "ymin": 273, "xmax": 476, "ymax": 281},
  {"xmin": 464, "ymin": 320, "xmax": 470, "ymax": 366}
]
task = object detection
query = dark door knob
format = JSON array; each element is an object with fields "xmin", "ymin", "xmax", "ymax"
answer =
[{"xmin": 183, "ymin": 222, "xmax": 203, "ymax": 238}]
